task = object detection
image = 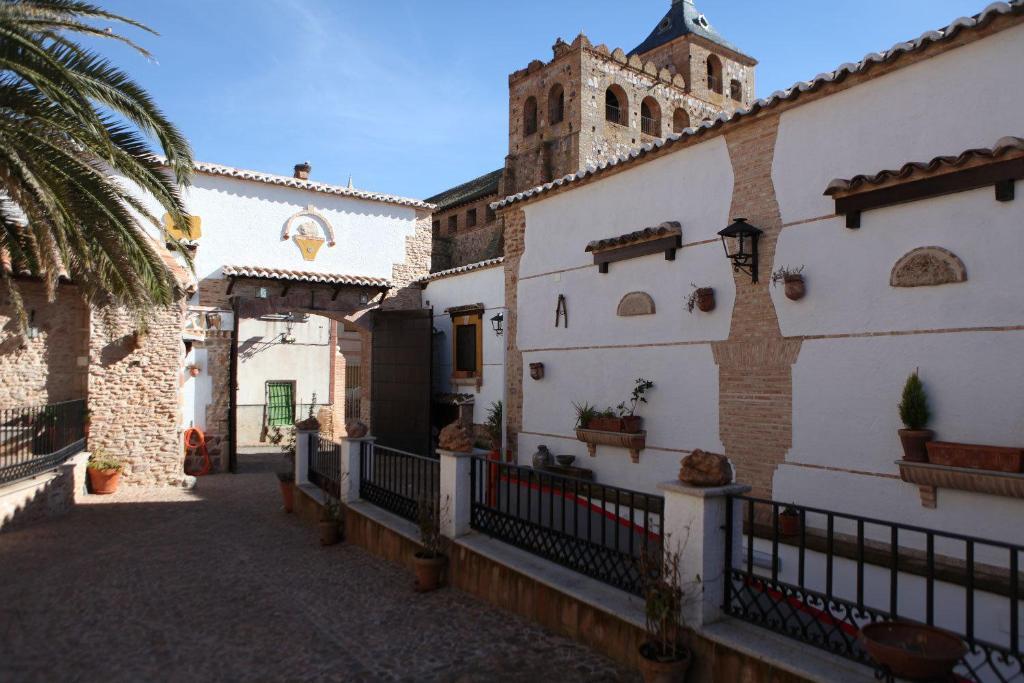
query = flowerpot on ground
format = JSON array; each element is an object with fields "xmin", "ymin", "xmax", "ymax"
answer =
[
  {"xmin": 413, "ymin": 552, "xmax": 446, "ymax": 592},
  {"xmin": 784, "ymin": 275, "xmax": 806, "ymax": 301},
  {"xmin": 925, "ymin": 441, "xmax": 1024, "ymax": 473},
  {"xmin": 898, "ymin": 429, "xmax": 934, "ymax": 463},
  {"xmin": 859, "ymin": 621, "xmax": 965, "ymax": 681},
  {"xmin": 276, "ymin": 472, "xmax": 295, "ymax": 513},
  {"xmin": 778, "ymin": 508, "xmax": 801, "ymax": 536},
  {"xmin": 319, "ymin": 520, "xmax": 341, "ymax": 546},
  {"xmin": 87, "ymin": 466, "xmax": 122, "ymax": 494},
  {"xmin": 637, "ymin": 642, "xmax": 692, "ymax": 683}
]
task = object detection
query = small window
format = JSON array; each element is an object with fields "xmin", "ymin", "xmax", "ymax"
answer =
[
  {"xmin": 673, "ymin": 108, "xmax": 690, "ymax": 133},
  {"xmin": 523, "ymin": 96, "xmax": 538, "ymax": 136},
  {"xmin": 730, "ymin": 79, "xmax": 742, "ymax": 102},
  {"xmin": 548, "ymin": 83, "xmax": 565, "ymax": 124},
  {"xmin": 451, "ymin": 312, "xmax": 482, "ymax": 379},
  {"xmin": 266, "ymin": 381, "xmax": 295, "ymax": 427},
  {"xmin": 466, "ymin": 208, "xmax": 477, "ymax": 228},
  {"xmin": 605, "ymin": 86, "xmax": 627, "ymax": 125},
  {"xmin": 707, "ymin": 55, "xmax": 723, "ymax": 94},
  {"xmin": 641, "ymin": 97, "xmax": 661, "ymax": 137},
  {"xmin": 447, "ymin": 215, "xmax": 458, "ymax": 234}
]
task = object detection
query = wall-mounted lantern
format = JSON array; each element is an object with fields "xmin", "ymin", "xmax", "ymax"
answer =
[
  {"xmin": 718, "ymin": 218, "xmax": 763, "ymax": 283},
  {"xmin": 490, "ymin": 312, "xmax": 504, "ymax": 336}
]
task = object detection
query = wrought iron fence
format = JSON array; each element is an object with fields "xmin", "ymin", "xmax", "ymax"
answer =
[
  {"xmin": 724, "ymin": 495, "xmax": 1023, "ymax": 682},
  {"xmin": 469, "ymin": 457, "xmax": 663, "ymax": 596},
  {"xmin": 358, "ymin": 442, "xmax": 439, "ymax": 523},
  {"xmin": 605, "ymin": 103, "xmax": 623, "ymax": 125},
  {"xmin": 0, "ymin": 399, "xmax": 87, "ymax": 485},
  {"xmin": 308, "ymin": 434, "xmax": 341, "ymax": 498},
  {"xmin": 641, "ymin": 115, "xmax": 660, "ymax": 136}
]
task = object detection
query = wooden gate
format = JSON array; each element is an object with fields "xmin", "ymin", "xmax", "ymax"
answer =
[{"xmin": 371, "ymin": 309, "xmax": 433, "ymax": 456}]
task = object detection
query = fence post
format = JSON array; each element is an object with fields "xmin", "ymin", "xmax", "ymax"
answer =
[
  {"xmin": 339, "ymin": 436, "xmax": 373, "ymax": 504},
  {"xmin": 295, "ymin": 429, "xmax": 315, "ymax": 486},
  {"xmin": 438, "ymin": 449, "xmax": 472, "ymax": 539},
  {"xmin": 657, "ymin": 480, "xmax": 750, "ymax": 627}
]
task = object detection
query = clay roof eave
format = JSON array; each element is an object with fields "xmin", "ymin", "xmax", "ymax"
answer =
[{"xmin": 221, "ymin": 265, "xmax": 392, "ymax": 289}]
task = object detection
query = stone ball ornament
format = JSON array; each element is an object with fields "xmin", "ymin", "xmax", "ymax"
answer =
[
  {"xmin": 438, "ymin": 420, "xmax": 474, "ymax": 453},
  {"xmin": 345, "ymin": 420, "xmax": 368, "ymax": 439},
  {"xmin": 679, "ymin": 449, "xmax": 733, "ymax": 487}
]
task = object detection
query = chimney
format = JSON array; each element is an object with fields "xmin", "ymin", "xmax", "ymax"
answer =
[{"xmin": 293, "ymin": 161, "xmax": 311, "ymax": 180}]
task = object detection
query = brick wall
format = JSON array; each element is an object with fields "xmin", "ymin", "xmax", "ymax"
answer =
[
  {"xmin": 0, "ymin": 282, "xmax": 89, "ymax": 407},
  {"xmin": 88, "ymin": 300, "xmax": 188, "ymax": 487},
  {"xmin": 500, "ymin": 208, "xmax": 526, "ymax": 459},
  {"xmin": 431, "ymin": 195, "xmax": 503, "ymax": 270}
]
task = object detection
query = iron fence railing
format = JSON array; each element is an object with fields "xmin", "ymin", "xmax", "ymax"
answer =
[
  {"xmin": 605, "ymin": 103, "xmax": 623, "ymax": 125},
  {"xmin": 0, "ymin": 399, "xmax": 87, "ymax": 486},
  {"xmin": 469, "ymin": 457, "xmax": 663, "ymax": 596},
  {"xmin": 358, "ymin": 442, "xmax": 439, "ymax": 523},
  {"xmin": 308, "ymin": 434, "xmax": 341, "ymax": 498},
  {"xmin": 641, "ymin": 115, "xmax": 660, "ymax": 136},
  {"xmin": 724, "ymin": 495, "xmax": 1023, "ymax": 682}
]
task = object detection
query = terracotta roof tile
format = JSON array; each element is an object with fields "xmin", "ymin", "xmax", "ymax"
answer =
[
  {"xmin": 585, "ymin": 222, "xmax": 681, "ymax": 253},
  {"xmin": 221, "ymin": 265, "xmax": 391, "ymax": 288},
  {"xmin": 492, "ymin": 1, "xmax": 1023, "ymax": 211},
  {"xmin": 824, "ymin": 136, "xmax": 1024, "ymax": 196},
  {"xmin": 416, "ymin": 257, "xmax": 504, "ymax": 285},
  {"xmin": 425, "ymin": 169, "xmax": 503, "ymax": 213}
]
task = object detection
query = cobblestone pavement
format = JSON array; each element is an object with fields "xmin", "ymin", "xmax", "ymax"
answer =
[{"xmin": 0, "ymin": 454, "xmax": 638, "ymax": 682}]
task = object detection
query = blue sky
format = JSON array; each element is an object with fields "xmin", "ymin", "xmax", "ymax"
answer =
[{"xmin": 94, "ymin": 0, "xmax": 988, "ymax": 200}]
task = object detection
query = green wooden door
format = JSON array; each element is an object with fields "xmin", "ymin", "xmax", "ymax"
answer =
[{"xmin": 266, "ymin": 381, "xmax": 295, "ymax": 427}]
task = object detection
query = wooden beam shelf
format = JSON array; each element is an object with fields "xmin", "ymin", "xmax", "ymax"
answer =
[{"xmin": 897, "ymin": 460, "xmax": 1024, "ymax": 508}]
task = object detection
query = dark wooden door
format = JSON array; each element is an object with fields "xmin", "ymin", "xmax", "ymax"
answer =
[{"xmin": 371, "ymin": 309, "xmax": 432, "ymax": 455}]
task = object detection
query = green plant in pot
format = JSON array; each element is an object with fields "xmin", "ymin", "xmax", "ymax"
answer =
[
  {"xmin": 319, "ymin": 497, "xmax": 343, "ymax": 546},
  {"xmin": 617, "ymin": 378, "xmax": 654, "ymax": 433},
  {"xmin": 485, "ymin": 401, "xmax": 503, "ymax": 456},
  {"xmin": 276, "ymin": 470, "xmax": 295, "ymax": 513},
  {"xmin": 87, "ymin": 449, "xmax": 123, "ymax": 495},
  {"xmin": 414, "ymin": 496, "xmax": 448, "ymax": 592},
  {"xmin": 778, "ymin": 504, "xmax": 801, "ymax": 536},
  {"xmin": 638, "ymin": 542, "xmax": 693, "ymax": 682},
  {"xmin": 898, "ymin": 371, "xmax": 933, "ymax": 462}
]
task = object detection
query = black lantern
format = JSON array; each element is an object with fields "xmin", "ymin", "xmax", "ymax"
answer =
[
  {"xmin": 718, "ymin": 218, "xmax": 763, "ymax": 283},
  {"xmin": 490, "ymin": 312, "xmax": 504, "ymax": 336}
]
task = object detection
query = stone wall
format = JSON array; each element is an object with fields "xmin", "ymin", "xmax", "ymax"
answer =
[
  {"xmin": 431, "ymin": 195, "xmax": 502, "ymax": 271},
  {"xmin": 384, "ymin": 210, "xmax": 431, "ymax": 311},
  {"xmin": 0, "ymin": 451, "xmax": 89, "ymax": 532},
  {"xmin": 88, "ymin": 301, "xmax": 188, "ymax": 487},
  {"xmin": 0, "ymin": 282, "xmax": 89, "ymax": 407},
  {"xmin": 202, "ymin": 330, "xmax": 232, "ymax": 471}
]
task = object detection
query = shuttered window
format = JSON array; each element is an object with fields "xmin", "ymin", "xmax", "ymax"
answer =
[{"xmin": 266, "ymin": 381, "xmax": 295, "ymax": 427}]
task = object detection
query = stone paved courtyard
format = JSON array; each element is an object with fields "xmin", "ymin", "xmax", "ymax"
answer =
[{"xmin": 0, "ymin": 454, "xmax": 637, "ymax": 682}]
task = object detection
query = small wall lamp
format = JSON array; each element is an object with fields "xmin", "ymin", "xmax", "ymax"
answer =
[
  {"xmin": 490, "ymin": 312, "xmax": 504, "ymax": 336},
  {"xmin": 718, "ymin": 218, "xmax": 763, "ymax": 283}
]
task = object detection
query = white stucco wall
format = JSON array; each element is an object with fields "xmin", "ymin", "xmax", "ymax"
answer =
[
  {"xmin": 421, "ymin": 266, "xmax": 505, "ymax": 425},
  {"xmin": 236, "ymin": 314, "xmax": 332, "ymax": 406}
]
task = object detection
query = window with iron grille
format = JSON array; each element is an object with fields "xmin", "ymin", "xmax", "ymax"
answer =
[{"xmin": 266, "ymin": 381, "xmax": 295, "ymax": 427}]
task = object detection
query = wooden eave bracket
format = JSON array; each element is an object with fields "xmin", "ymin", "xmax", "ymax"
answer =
[
  {"xmin": 829, "ymin": 156, "xmax": 1023, "ymax": 230},
  {"xmin": 592, "ymin": 235, "xmax": 682, "ymax": 274}
]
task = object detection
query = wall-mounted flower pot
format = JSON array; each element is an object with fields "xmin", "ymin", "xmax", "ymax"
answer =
[
  {"xmin": 188, "ymin": 366, "xmax": 201, "ymax": 378},
  {"xmin": 898, "ymin": 429, "xmax": 934, "ymax": 463},
  {"xmin": 695, "ymin": 288, "xmax": 715, "ymax": 312},
  {"xmin": 784, "ymin": 275, "xmax": 806, "ymax": 301},
  {"xmin": 925, "ymin": 442, "xmax": 1024, "ymax": 473},
  {"xmin": 529, "ymin": 362, "xmax": 545, "ymax": 380},
  {"xmin": 586, "ymin": 416, "xmax": 643, "ymax": 434}
]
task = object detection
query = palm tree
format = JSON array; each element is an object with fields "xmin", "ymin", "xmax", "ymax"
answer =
[{"xmin": 0, "ymin": 0, "xmax": 194, "ymax": 329}]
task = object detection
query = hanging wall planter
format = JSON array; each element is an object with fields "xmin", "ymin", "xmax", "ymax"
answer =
[
  {"xmin": 773, "ymin": 266, "xmax": 806, "ymax": 301},
  {"xmin": 686, "ymin": 285, "xmax": 715, "ymax": 313},
  {"xmin": 529, "ymin": 362, "xmax": 545, "ymax": 380}
]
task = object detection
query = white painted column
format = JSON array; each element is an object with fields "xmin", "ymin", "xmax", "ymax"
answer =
[
  {"xmin": 339, "ymin": 436, "xmax": 373, "ymax": 504},
  {"xmin": 657, "ymin": 480, "xmax": 750, "ymax": 627},
  {"xmin": 438, "ymin": 448, "xmax": 472, "ymax": 539},
  {"xmin": 295, "ymin": 429, "xmax": 316, "ymax": 486}
]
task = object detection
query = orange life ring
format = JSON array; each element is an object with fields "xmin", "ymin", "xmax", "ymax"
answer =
[{"xmin": 183, "ymin": 426, "xmax": 212, "ymax": 476}]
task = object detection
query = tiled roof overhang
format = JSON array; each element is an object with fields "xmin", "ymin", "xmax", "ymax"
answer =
[
  {"xmin": 491, "ymin": 1, "xmax": 1024, "ymax": 212},
  {"xmin": 825, "ymin": 137, "xmax": 1024, "ymax": 195},
  {"xmin": 425, "ymin": 169, "xmax": 503, "ymax": 213},
  {"xmin": 585, "ymin": 223, "xmax": 682, "ymax": 253},
  {"xmin": 221, "ymin": 265, "xmax": 391, "ymax": 288},
  {"xmin": 416, "ymin": 257, "xmax": 505, "ymax": 286},
  {"xmin": 191, "ymin": 161, "xmax": 435, "ymax": 211}
]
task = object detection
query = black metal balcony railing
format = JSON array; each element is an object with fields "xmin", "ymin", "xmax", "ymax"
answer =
[
  {"xmin": 707, "ymin": 75, "xmax": 722, "ymax": 94},
  {"xmin": 724, "ymin": 495, "xmax": 1023, "ymax": 682},
  {"xmin": 469, "ymin": 457, "xmax": 663, "ymax": 596},
  {"xmin": 358, "ymin": 442, "xmax": 439, "ymax": 523},
  {"xmin": 308, "ymin": 434, "xmax": 341, "ymax": 498},
  {"xmin": 0, "ymin": 399, "xmax": 87, "ymax": 486},
  {"xmin": 641, "ymin": 115, "xmax": 660, "ymax": 137},
  {"xmin": 605, "ymin": 104, "xmax": 623, "ymax": 125}
]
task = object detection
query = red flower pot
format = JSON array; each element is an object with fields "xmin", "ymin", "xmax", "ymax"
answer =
[
  {"xmin": 88, "ymin": 468, "xmax": 122, "ymax": 495},
  {"xmin": 279, "ymin": 480, "xmax": 294, "ymax": 513}
]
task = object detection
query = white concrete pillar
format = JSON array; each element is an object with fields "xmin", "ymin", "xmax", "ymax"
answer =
[
  {"xmin": 295, "ymin": 429, "xmax": 316, "ymax": 486},
  {"xmin": 339, "ymin": 436, "xmax": 373, "ymax": 504},
  {"xmin": 657, "ymin": 480, "xmax": 750, "ymax": 627},
  {"xmin": 438, "ymin": 449, "xmax": 472, "ymax": 539}
]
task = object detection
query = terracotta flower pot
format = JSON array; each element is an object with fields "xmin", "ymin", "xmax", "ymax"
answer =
[
  {"xmin": 279, "ymin": 480, "xmax": 294, "ymax": 513},
  {"xmin": 588, "ymin": 416, "xmax": 623, "ymax": 433},
  {"xmin": 859, "ymin": 621, "xmax": 965, "ymax": 681},
  {"xmin": 88, "ymin": 467, "xmax": 122, "ymax": 495},
  {"xmin": 925, "ymin": 441, "xmax": 1024, "ymax": 473},
  {"xmin": 188, "ymin": 367, "xmax": 201, "ymax": 377},
  {"xmin": 779, "ymin": 511, "xmax": 801, "ymax": 536},
  {"xmin": 319, "ymin": 521, "xmax": 340, "ymax": 546},
  {"xmin": 413, "ymin": 552, "xmax": 446, "ymax": 592},
  {"xmin": 620, "ymin": 415, "xmax": 643, "ymax": 434},
  {"xmin": 784, "ymin": 276, "xmax": 805, "ymax": 301},
  {"xmin": 695, "ymin": 288, "xmax": 715, "ymax": 313},
  {"xmin": 898, "ymin": 429, "xmax": 934, "ymax": 463},
  {"xmin": 637, "ymin": 642, "xmax": 692, "ymax": 683}
]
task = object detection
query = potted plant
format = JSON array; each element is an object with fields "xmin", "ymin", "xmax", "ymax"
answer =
[
  {"xmin": 573, "ymin": 401, "xmax": 599, "ymax": 430},
  {"xmin": 898, "ymin": 371, "xmax": 933, "ymax": 462},
  {"xmin": 772, "ymin": 265, "xmax": 806, "ymax": 301},
  {"xmin": 186, "ymin": 364, "xmax": 201, "ymax": 378},
  {"xmin": 617, "ymin": 378, "xmax": 654, "ymax": 434},
  {"xmin": 414, "ymin": 497, "xmax": 447, "ymax": 592},
  {"xmin": 685, "ymin": 284, "xmax": 715, "ymax": 313},
  {"xmin": 485, "ymin": 401, "xmax": 502, "ymax": 456},
  {"xmin": 319, "ymin": 497, "xmax": 343, "ymax": 546},
  {"xmin": 573, "ymin": 380, "xmax": 654, "ymax": 434},
  {"xmin": 277, "ymin": 471, "xmax": 295, "ymax": 513},
  {"xmin": 87, "ymin": 449, "xmax": 123, "ymax": 494},
  {"xmin": 638, "ymin": 543, "xmax": 693, "ymax": 682},
  {"xmin": 778, "ymin": 504, "xmax": 801, "ymax": 536}
]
